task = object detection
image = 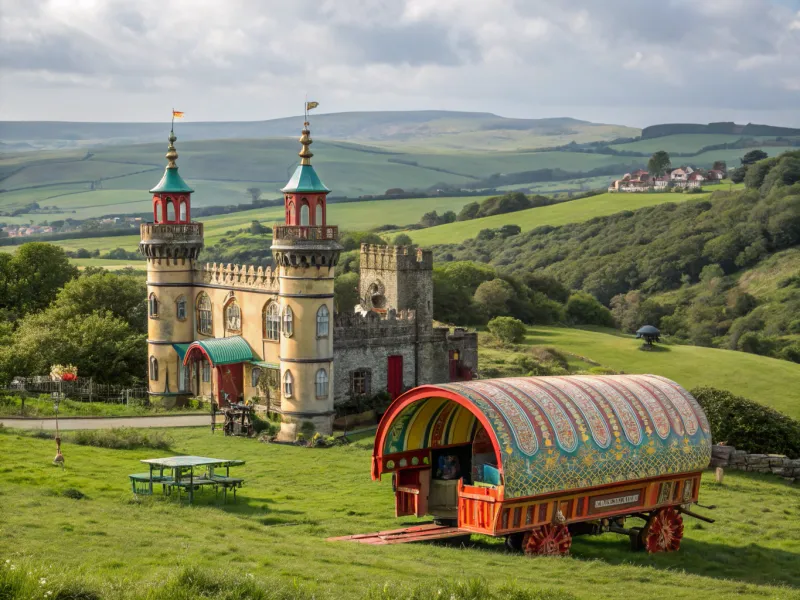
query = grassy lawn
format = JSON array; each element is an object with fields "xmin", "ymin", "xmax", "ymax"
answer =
[
  {"xmin": 409, "ymin": 190, "xmax": 715, "ymax": 246},
  {"xmin": 501, "ymin": 326, "xmax": 800, "ymax": 419},
  {"xmin": 0, "ymin": 427, "xmax": 797, "ymax": 599},
  {"xmin": 0, "ymin": 395, "xmax": 207, "ymax": 418}
]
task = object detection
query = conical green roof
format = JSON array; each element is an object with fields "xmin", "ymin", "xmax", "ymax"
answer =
[
  {"xmin": 150, "ymin": 167, "xmax": 194, "ymax": 194},
  {"xmin": 281, "ymin": 164, "xmax": 330, "ymax": 193}
]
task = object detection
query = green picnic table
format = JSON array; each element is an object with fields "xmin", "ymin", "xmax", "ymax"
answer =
[{"xmin": 131, "ymin": 456, "xmax": 245, "ymax": 504}]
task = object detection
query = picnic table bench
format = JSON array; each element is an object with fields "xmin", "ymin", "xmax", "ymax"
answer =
[{"xmin": 129, "ymin": 456, "xmax": 245, "ymax": 504}]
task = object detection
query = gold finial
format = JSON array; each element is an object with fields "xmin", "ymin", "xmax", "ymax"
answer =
[
  {"xmin": 166, "ymin": 130, "xmax": 178, "ymax": 168},
  {"xmin": 299, "ymin": 121, "xmax": 313, "ymax": 166}
]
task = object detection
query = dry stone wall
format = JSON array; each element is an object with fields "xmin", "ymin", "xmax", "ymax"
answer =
[{"xmin": 711, "ymin": 444, "xmax": 800, "ymax": 482}]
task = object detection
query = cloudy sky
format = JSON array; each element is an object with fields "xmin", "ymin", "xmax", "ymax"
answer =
[{"xmin": 1, "ymin": 0, "xmax": 799, "ymax": 127}]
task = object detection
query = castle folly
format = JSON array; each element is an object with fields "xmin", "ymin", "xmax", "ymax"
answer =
[{"xmin": 139, "ymin": 122, "xmax": 477, "ymax": 439}]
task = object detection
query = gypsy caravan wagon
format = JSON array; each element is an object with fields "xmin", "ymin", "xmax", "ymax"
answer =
[{"xmin": 333, "ymin": 375, "xmax": 713, "ymax": 555}]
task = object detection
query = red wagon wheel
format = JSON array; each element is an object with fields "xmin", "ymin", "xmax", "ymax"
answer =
[
  {"xmin": 643, "ymin": 507, "xmax": 684, "ymax": 553},
  {"xmin": 522, "ymin": 524, "xmax": 572, "ymax": 556}
]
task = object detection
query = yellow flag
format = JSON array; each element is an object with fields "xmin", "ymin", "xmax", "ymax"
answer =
[
  {"xmin": 172, "ymin": 110, "xmax": 185, "ymax": 118},
  {"xmin": 305, "ymin": 101, "xmax": 319, "ymax": 111}
]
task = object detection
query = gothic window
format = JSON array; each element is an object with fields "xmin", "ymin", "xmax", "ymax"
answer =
[
  {"xmin": 176, "ymin": 296, "xmax": 187, "ymax": 321},
  {"xmin": 148, "ymin": 293, "xmax": 159, "ymax": 318},
  {"xmin": 287, "ymin": 201, "xmax": 295, "ymax": 224},
  {"xmin": 202, "ymin": 360, "xmax": 211, "ymax": 382},
  {"xmin": 350, "ymin": 369, "xmax": 371, "ymax": 396},
  {"xmin": 251, "ymin": 367, "xmax": 262, "ymax": 388},
  {"xmin": 197, "ymin": 293, "xmax": 212, "ymax": 335},
  {"xmin": 179, "ymin": 199, "xmax": 187, "ymax": 221},
  {"xmin": 300, "ymin": 202, "xmax": 310, "ymax": 226},
  {"xmin": 263, "ymin": 302, "xmax": 280, "ymax": 341},
  {"xmin": 316, "ymin": 369, "xmax": 329, "ymax": 398},
  {"xmin": 149, "ymin": 356, "xmax": 158, "ymax": 381},
  {"xmin": 316, "ymin": 304, "xmax": 329, "ymax": 337},
  {"xmin": 225, "ymin": 300, "xmax": 241, "ymax": 331},
  {"xmin": 315, "ymin": 202, "xmax": 323, "ymax": 225},
  {"xmin": 166, "ymin": 198, "xmax": 176, "ymax": 221},
  {"xmin": 283, "ymin": 305, "xmax": 294, "ymax": 337},
  {"xmin": 283, "ymin": 370, "xmax": 294, "ymax": 398},
  {"xmin": 179, "ymin": 361, "xmax": 189, "ymax": 392}
]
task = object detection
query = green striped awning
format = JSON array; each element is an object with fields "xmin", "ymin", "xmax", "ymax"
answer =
[
  {"xmin": 183, "ymin": 336, "xmax": 254, "ymax": 366},
  {"xmin": 173, "ymin": 343, "xmax": 191, "ymax": 361},
  {"xmin": 250, "ymin": 360, "xmax": 280, "ymax": 369}
]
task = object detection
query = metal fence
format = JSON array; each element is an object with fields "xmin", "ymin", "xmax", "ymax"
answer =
[{"xmin": 6, "ymin": 378, "xmax": 149, "ymax": 404}]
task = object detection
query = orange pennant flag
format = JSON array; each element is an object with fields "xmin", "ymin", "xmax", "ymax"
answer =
[{"xmin": 172, "ymin": 110, "xmax": 185, "ymax": 119}]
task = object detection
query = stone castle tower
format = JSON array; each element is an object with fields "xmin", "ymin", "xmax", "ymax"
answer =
[
  {"xmin": 271, "ymin": 122, "xmax": 342, "ymax": 439},
  {"xmin": 139, "ymin": 130, "xmax": 204, "ymax": 403}
]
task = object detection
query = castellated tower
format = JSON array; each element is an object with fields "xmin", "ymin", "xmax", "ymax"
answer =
[
  {"xmin": 138, "ymin": 130, "xmax": 203, "ymax": 404},
  {"xmin": 271, "ymin": 122, "xmax": 342, "ymax": 439}
]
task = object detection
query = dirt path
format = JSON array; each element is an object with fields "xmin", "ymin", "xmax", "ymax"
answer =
[{"xmin": 0, "ymin": 414, "xmax": 212, "ymax": 430}]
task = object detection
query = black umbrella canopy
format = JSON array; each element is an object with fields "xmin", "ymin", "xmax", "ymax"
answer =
[{"xmin": 636, "ymin": 325, "xmax": 661, "ymax": 337}]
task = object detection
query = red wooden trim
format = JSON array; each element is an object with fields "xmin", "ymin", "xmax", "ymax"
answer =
[
  {"xmin": 183, "ymin": 343, "xmax": 213, "ymax": 366},
  {"xmin": 373, "ymin": 385, "xmax": 504, "ymax": 481}
]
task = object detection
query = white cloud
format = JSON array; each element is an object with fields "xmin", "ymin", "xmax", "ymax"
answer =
[{"xmin": 0, "ymin": 0, "xmax": 798, "ymax": 125}]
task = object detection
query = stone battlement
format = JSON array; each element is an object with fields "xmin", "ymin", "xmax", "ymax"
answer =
[
  {"xmin": 360, "ymin": 244, "xmax": 433, "ymax": 271},
  {"xmin": 333, "ymin": 309, "xmax": 416, "ymax": 340},
  {"xmin": 198, "ymin": 262, "xmax": 279, "ymax": 292}
]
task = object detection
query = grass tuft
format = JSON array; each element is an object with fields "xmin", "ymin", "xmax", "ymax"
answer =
[{"xmin": 69, "ymin": 428, "xmax": 172, "ymax": 450}]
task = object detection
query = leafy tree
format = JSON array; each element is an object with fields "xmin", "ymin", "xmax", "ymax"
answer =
[
  {"xmin": 498, "ymin": 224, "xmax": 521, "ymax": 237},
  {"xmin": 477, "ymin": 229, "xmax": 495, "ymax": 241},
  {"xmin": 334, "ymin": 272, "xmax": 360, "ymax": 313},
  {"xmin": 440, "ymin": 211, "xmax": 457, "ymax": 224},
  {"xmin": 741, "ymin": 150, "xmax": 768, "ymax": 165},
  {"xmin": 1, "ymin": 243, "xmax": 77, "ymax": 317},
  {"xmin": 339, "ymin": 232, "xmax": 386, "ymax": 251},
  {"xmin": 647, "ymin": 150, "xmax": 671, "ymax": 177},
  {"xmin": 744, "ymin": 157, "xmax": 777, "ymax": 189},
  {"xmin": 730, "ymin": 166, "xmax": 747, "ymax": 183},
  {"xmin": 487, "ymin": 316, "xmax": 527, "ymax": 344},
  {"xmin": 249, "ymin": 220, "xmax": 268, "ymax": 235},
  {"xmin": 473, "ymin": 278, "xmax": 515, "ymax": 317},
  {"xmin": 457, "ymin": 202, "xmax": 480, "ymax": 221},
  {"xmin": 565, "ymin": 292, "xmax": 614, "ymax": 326},
  {"xmin": 712, "ymin": 160, "xmax": 727, "ymax": 173},
  {"xmin": 392, "ymin": 233, "xmax": 414, "ymax": 246},
  {"xmin": 246, "ymin": 187, "xmax": 262, "ymax": 203},
  {"xmin": 419, "ymin": 211, "xmax": 441, "ymax": 228}
]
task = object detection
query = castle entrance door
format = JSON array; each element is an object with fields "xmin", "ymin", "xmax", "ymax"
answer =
[
  {"xmin": 216, "ymin": 363, "xmax": 243, "ymax": 406},
  {"xmin": 387, "ymin": 355, "xmax": 403, "ymax": 399}
]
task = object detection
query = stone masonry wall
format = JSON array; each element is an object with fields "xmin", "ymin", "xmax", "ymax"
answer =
[{"xmin": 711, "ymin": 444, "xmax": 800, "ymax": 482}]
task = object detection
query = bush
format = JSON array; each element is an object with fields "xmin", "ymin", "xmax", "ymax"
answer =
[
  {"xmin": 691, "ymin": 387, "xmax": 800, "ymax": 457},
  {"xmin": 68, "ymin": 428, "xmax": 172, "ymax": 450},
  {"xmin": 565, "ymin": 292, "xmax": 614, "ymax": 327},
  {"xmin": 487, "ymin": 316, "xmax": 527, "ymax": 344}
]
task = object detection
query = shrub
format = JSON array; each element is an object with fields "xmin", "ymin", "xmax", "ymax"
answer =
[
  {"xmin": 68, "ymin": 428, "xmax": 172, "ymax": 450},
  {"xmin": 565, "ymin": 292, "xmax": 614, "ymax": 327},
  {"xmin": 487, "ymin": 317, "xmax": 527, "ymax": 344},
  {"xmin": 691, "ymin": 387, "xmax": 800, "ymax": 457}
]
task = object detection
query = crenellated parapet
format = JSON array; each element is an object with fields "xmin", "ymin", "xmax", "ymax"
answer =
[
  {"xmin": 334, "ymin": 309, "xmax": 416, "ymax": 340},
  {"xmin": 360, "ymin": 244, "xmax": 433, "ymax": 271},
  {"xmin": 198, "ymin": 262, "xmax": 280, "ymax": 292}
]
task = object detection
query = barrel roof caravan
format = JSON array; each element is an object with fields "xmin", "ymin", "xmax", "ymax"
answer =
[{"xmin": 337, "ymin": 375, "xmax": 714, "ymax": 554}]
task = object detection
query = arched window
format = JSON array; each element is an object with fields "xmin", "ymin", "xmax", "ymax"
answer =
[
  {"xmin": 153, "ymin": 200, "xmax": 161, "ymax": 224},
  {"xmin": 283, "ymin": 370, "xmax": 293, "ymax": 398},
  {"xmin": 166, "ymin": 198, "xmax": 175, "ymax": 221},
  {"xmin": 316, "ymin": 304, "xmax": 329, "ymax": 337},
  {"xmin": 251, "ymin": 367, "xmax": 262, "ymax": 388},
  {"xmin": 225, "ymin": 300, "xmax": 241, "ymax": 331},
  {"xmin": 315, "ymin": 368, "xmax": 329, "ymax": 398},
  {"xmin": 197, "ymin": 293, "xmax": 212, "ymax": 335},
  {"xmin": 202, "ymin": 360, "xmax": 211, "ymax": 382},
  {"xmin": 148, "ymin": 293, "xmax": 158, "ymax": 318},
  {"xmin": 283, "ymin": 305, "xmax": 294, "ymax": 337},
  {"xmin": 263, "ymin": 302, "xmax": 280, "ymax": 341},
  {"xmin": 176, "ymin": 296, "xmax": 187, "ymax": 321},
  {"xmin": 300, "ymin": 203, "xmax": 310, "ymax": 226},
  {"xmin": 287, "ymin": 201, "xmax": 295, "ymax": 224},
  {"xmin": 179, "ymin": 199, "xmax": 187, "ymax": 221},
  {"xmin": 149, "ymin": 356, "xmax": 158, "ymax": 381},
  {"xmin": 315, "ymin": 203, "xmax": 323, "ymax": 226}
]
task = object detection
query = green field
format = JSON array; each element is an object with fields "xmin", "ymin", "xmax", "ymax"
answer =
[
  {"xmin": 608, "ymin": 134, "xmax": 795, "ymax": 154},
  {"xmin": 409, "ymin": 189, "xmax": 721, "ymax": 246},
  {"xmin": 1, "ymin": 427, "xmax": 799, "ymax": 599},
  {"xmin": 482, "ymin": 326, "xmax": 800, "ymax": 419}
]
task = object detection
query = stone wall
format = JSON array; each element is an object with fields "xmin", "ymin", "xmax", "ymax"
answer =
[{"xmin": 711, "ymin": 444, "xmax": 800, "ymax": 482}]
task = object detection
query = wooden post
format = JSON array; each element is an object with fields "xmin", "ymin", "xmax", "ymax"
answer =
[{"xmin": 715, "ymin": 467, "xmax": 724, "ymax": 484}]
